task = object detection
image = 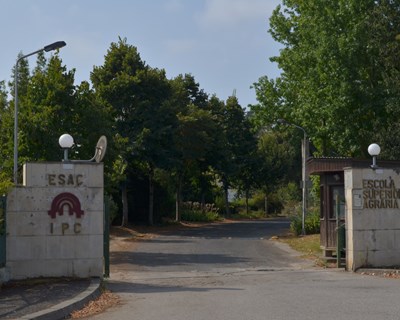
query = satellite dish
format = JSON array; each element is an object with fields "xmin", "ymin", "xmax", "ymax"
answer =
[{"xmin": 92, "ymin": 136, "xmax": 107, "ymax": 163}]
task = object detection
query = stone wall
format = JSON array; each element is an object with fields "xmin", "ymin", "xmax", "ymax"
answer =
[
  {"xmin": 345, "ymin": 167, "xmax": 400, "ymax": 271},
  {"xmin": 6, "ymin": 162, "xmax": 104, "ymax": 279}
]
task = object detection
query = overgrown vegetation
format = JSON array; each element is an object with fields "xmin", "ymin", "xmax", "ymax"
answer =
[
  {"xmin": 180, "ymin": 202, "xmax": 221, "ymax": 222},
  {"xmin": 0, "ymin": 195, "xmax": 6, "ymax": 236},
  {"xmin": 181, "ymin": 210, "xmax": 221, "ymax": 222},
  {"xmin": 289, "ymin": 208, "xmax": 320, "ymax": 236}
]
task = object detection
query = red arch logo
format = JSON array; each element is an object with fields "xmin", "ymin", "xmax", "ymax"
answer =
[{"xmin": 48, "ymin": 192, "xmax": 84, "ymax": 219}]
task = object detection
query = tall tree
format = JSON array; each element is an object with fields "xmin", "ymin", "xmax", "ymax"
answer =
[
  {"xmin": 18, "ymin": 54, "xmax": 76, "ymax": 162},
  {"xmin": 0, "ymin": 81, "xmax": 13, "ymax": 193},
  {"xmin": 1, "ymin": 51, "xmax": 111, "ymax": 190},
  {"xmin": 213, "ymin": 95, "xmax": 256, "ymax": 216},
  {"xmin": 252, "ymin": 0, "xmax": 400, "ymax": 158},
  {"xmin": 168, "ymin": 74, "xmax": 214, "ymax": 220},
  {"xmin": 91, "ymin": 38, "xmax": 176, "ymax": 225},
  {"xmin": 173, "ymin": 104, "xmax": 216, "ymax": 221},
  {"xmin": 366, "ymin": 1, "xmax": 400, "ymax": 159},
  {"xmin": 256, "ymin": 129, "xmax": 297, "ymax": 215}
]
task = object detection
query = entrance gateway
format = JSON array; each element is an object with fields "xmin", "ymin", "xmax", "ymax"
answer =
[
  {"xmin": 308, "ymin": 158, "xmax": 400, "ymax": 271},
  {"xmin": 5, "ymin": 161, "xmax": 104, "ymax": 279}
]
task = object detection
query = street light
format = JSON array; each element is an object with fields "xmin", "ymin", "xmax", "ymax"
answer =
[
  {"xmin": 277, "ymin": 119, "xmax": 309, "ymax": 235},
  {"xmin": 59, "ymin": 133, "xmax": 74, "ymax": 161},
  {"xmin": 368, "ymin": 143, "xmax": 381, "ymax": 169},
  {"xmin": 13, "ymin": 41, "xmax": 66, "ymax": 184}
]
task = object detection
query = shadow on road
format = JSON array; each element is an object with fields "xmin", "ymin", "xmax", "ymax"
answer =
[
  {"xmin": 111, "ymin": 251, "xmax": 250, "ymax": 267},
  {"xmin": 107, "ymin": 280, "xmax": 244, "ymax": 294},
  {"xmin": 152, "ymin": 218, "xmax": 291, "ymax": 239}
]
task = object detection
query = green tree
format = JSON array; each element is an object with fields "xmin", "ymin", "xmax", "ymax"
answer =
[
  {"xmin": 212, "ymin": 95, "xmax": 256, "ymax": 216},
  {"xmin": 18, "ymin": 54, "xmax": 76, "ymax": 162},
  {"xmin": 169, "ymin": 74, "xmax": 216, "ymax": 221},
  {"xmin": 13, "ymin": 53, "xmax": 111, "ymax": 165},
  {"xmin": 365, "ymin": 1, "xmax": 400, "ymax": 159},
  {"xmin": 173, "ymin": 105, "xmax": 216, "ymax": 220},
  {"xmin": 256, "ymin": 129, "xmax": 297, "ymax": 215},
  {"xmin": 2, "ymin": 50, "xmax": 112, "ymax": 181},
  {"xmin": 91, "ymin": 38, "xmax": 176, "ymax": 225},
  {"xmin": 252, "ymin": 0, "xmax": 400, "ymax": 158},
  {"xmin": 0, "ymin": 81, "xmax": 13, "ymax": 193}
]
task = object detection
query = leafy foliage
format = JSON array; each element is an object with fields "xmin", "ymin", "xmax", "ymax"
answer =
[
  {"xmin": 0, "ymin": 35, "xmax": 313, "ymax": 226},
  {"xmin": 181, "ymin": 209, "xmax": 221, "ymax": 222},
  {"xmin": 252, "ymin": 0, "xmax": 400, "ymax": 158},
  {"xmin": 290, "ymin": 208, "xmax": 320, "ymax": 236}
]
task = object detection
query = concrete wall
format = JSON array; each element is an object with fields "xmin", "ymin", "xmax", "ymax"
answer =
[
  {"xmin": 345, "ymin": 167, "xmax": 400, "ymax": 271},
  {"xmin": 6, "ymin": 162, "xmax": 103, "ymax": 279}
]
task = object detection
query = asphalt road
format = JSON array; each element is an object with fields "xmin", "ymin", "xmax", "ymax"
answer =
[{"xmin": 90, "ymin": 219, "xmax": 400, "ymax": 320}]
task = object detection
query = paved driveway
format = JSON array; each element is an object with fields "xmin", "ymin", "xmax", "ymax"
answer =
[{"xmin": 90, "ymin": 219, "xmax": 400, "ymax": 320}]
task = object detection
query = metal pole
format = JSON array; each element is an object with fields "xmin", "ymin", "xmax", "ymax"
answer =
[
  {"xmin": 277, "ymin": 119, "xmax": 308, "ymax": 235},
  {"xmin": 301, "ymin": 132, "xmax": 308, "ymax": 235},
  {"xmin": 301, "ymin": 134, "xmax": 306, "ymax": 235},
  {"xmin": 14, "ymin": 49, "xmax": 43, "ymax": 184},
  {"xmin": 13, "ymin": 61, "xmax": 19, "ymax": 184},
  {"xmin": 63, "ymin": 149, "xmax": 69, "ymax": 162},
  {"xmin": 103, "ymin": 197, "xmax": 110, "ymax": 278},
  {"xmin": 13, "ymin": 42, "xmax": 66, "ymax": 184},
  {"xmin": 335, "ymin": 193, "xmax": 345, "ymax": 268}
]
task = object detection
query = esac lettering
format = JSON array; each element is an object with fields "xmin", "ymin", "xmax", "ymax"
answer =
[{"xmin": 48, "ymin": 174, "xmax": 83, "ymax": 186}]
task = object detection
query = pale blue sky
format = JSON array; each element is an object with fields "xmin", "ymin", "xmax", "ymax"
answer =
[{"xmin": 0, "ymin": 0, "xmax": 282, "ymax": 107}]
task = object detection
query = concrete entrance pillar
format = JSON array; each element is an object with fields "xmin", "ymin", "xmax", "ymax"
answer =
[
  {"xmin": 6, "ymin": 162, "xmax": 104, "ymax": 279},
  {"xmin": 345, "ymin": 167, "xmax": 400, "ymax": 271}
]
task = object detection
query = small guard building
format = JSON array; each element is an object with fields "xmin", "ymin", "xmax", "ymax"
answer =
[{"xmin": 308, "ymin": 157, "xmax": 400, "ymax": 270}]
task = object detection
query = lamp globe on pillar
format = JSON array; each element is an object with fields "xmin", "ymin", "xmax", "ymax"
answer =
[
  {"xmin": 368, "ymin": 143, "xmax": 381, "ymax": 169},
  {"xmin": 59, "ymin": 134, "xmax": 74, "ymax": 161}
]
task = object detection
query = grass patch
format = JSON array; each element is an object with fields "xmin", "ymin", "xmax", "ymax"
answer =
[
  {"xmin": 278, "ymin": 234, "xmax": 329, "ymax": 267},
  {"xmin": 280, "ymin": 234, "xmax": 321, "ymax": 256},
  {"xmin": 230, "ymin": 210, "xmax": 266, "ymax": 220}
]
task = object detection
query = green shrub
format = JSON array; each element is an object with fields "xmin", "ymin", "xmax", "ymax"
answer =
[
  {"xmin": 181, "ymin": 209, "xmax": 221, "ymax": 222},
  {"xmin": 0, "ymin": 172, "xmax": 13, "ymax": 196},
  {"xmin": 289, "ymin": 214, "xmax": 302, "ymax": 235},
  {"xmin": 231, "ymin": 210, "xmax": 266, "ymax": 219},
  {"xmin": 290, "ymin": 208, "xmax": 320, "ymax": 235},
  {"xmin": 232, "ymin": 191, "xmax": 283, "ymax": 216},
  {"xmin": 305, "ymin": 207, "xmax": 320, "ymax": 234},
  {"xmin": 214, "ymin": 195, "xmax": 226, "ymax": 214},
  {"xmin": 105, "ymin": 194, "xmax": 119, "ymax": 224}
]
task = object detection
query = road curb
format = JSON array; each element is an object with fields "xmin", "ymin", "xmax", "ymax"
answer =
[
  {"xmin": 356, "ymin": 268, "xmax": 400, "ymax": 276},
  {"xmin": 20, "ymin": 278, "xmax": 102, "ymax": 320}
]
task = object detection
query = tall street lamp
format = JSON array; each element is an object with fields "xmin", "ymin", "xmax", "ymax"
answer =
[
  {"xmin": 278, "ymin": 119, "xmax": 309, "ymax": 235},
  {"xmin": 14, "ymin": 41, "xmax": 66, "ymax": 184}
]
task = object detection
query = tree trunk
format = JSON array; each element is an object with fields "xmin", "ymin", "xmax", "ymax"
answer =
[
  {"xmin": 245, "ymin": 189, "xmax": 249, "ymax": 215},
  {"xmin": 121, "ymin": 182, "xmax": 128, "ymax": 227},
  {"xmin": 201, "ymin": 192, "xmax": 206, "ymax": 213},
  {"xmin": 223, "ymin": 176, "xmax": 230, "ymax": 217},
  {"xmin": 175, "ymin": 173, "xmax": 183, "ymax": 221},
  {"xmin": 264, "ymin": 194, "xmax": 268, "ymax": 216},
  {"xmin": 148, "ymin": 168, "xmax": 154, "ymax": 226},
  {"xmin": 200, "ymin": 175, "xmax": 206, "ymax": 213}
]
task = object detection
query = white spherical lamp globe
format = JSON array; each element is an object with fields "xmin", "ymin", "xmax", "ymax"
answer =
[
  {"xmin": 59, "ymin": 134, "xmax": 74, "ymax": 149},
  {"xmin": 368, "ymin": 143, "xmax": 381, "ymax": 156}
]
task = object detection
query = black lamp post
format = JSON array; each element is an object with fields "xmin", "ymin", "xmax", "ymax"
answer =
[
  {"xmin": 278, "ymin": 119, "xmax": 309, "ymax": 235},
  {"xmin": 14, "ymin": 41, "xmax": 66, "ymax": 183}
]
